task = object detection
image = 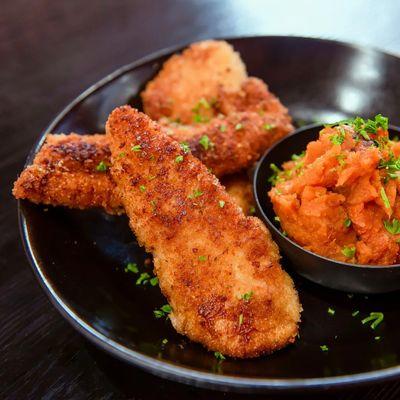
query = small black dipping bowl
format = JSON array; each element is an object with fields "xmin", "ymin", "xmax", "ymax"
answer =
[{"xmin": 254, "ymin": 123, "xmax": 400, "ymax": 294}]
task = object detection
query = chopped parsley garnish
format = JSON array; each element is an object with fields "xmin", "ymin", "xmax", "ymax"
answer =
[
  {"xmin": 330, "ymin": 130, "xmax": 345, "ymax": 145},
  {"xmin": 198, "ymin": 255, "xmax": 207, "ymax": 262},
  {"xmin": 193, "ymin": 114, "xmax": 209, "ymax": 123},
  {"xmin": 362, "ymin": 312, "xmax": 384, "ymax": 329},
  {"xmin": 374, "ymin": 336, "xmax": 381, "ymax": 341},
  {"xmin": 139, "ymin": 185, "xmax": 146, "ymax": 192},
  {"xmin": 344, "ymin": 218, "xmax": 352, "ymax": 228},
  {"xmin": 96, "ymin": 161, "xmax": 108, "ymax": 172},
  {"xmin": 136, "ymin": 272, "xmax": 151, "ymax": 285},
  {"xmin": 119, "ymin": 152, "xmax": 126, "ymax": 158},
  {"xmin": 329, "ymin": 114, "xmax": 389, "ymax": 142},
  {"xmin": 242, "ymin": 291, "xmax": 253, "ymax": 301},
  {"xmin": 249, "ymin": 206, "xmax": 256, "ymax": 215},
  {"xmin": 235, "ymin": 123, "xmax": 243, "ymax": 130},
  {"xmin": 124, "ymin": 262, "xmax": 138, "ymax": 274},
  {"xmin": 320, "ymin": 345, "xmax": 329, "ymax": 352},
  {"xmin": 192, "ymin": 98, "xmax": 211, "ymax": 123},
  {"xmin": 383, "ymin": 219, "xmax": 400, "ymax": 235},
  {"xmin": 291, "ymin": 151, "xmax": 305, "ymax": 161},
  {"xmin": 188, "ymin": 189, "xmax": 204, "ymax": 199},
  {"xmin": 342, "ymin": 246, "xmax": 356, "ymax": 258},
  {"xmin": 131, "ymin": 144, "xmax": 142, "ymax": 152},
  {"xmin": 274, "ymin": 216, "xmax": 280, "ymax": 222},
  {"xmin": 199, "ymin": 135, "xmax": 213, "ymax": 150},
  {"xmin": 180, "ymin": 142, "xmax": 190, "ymax": 153},
  {"xmin": 268, "ymin": 163, "xmax": 283, "ymax": 186},
  {"xmin": 219, "ymin": 200, "xmax": 225, "ymax": 208},
  {"xmin": 154, "ymin": 304, "xmax": 172, "ymax": 319},
  {"xmin": 352, "ymin": 310, "xmax": 360, "ymax": 317},
  {"xmin": 175, "ymin": 155, "xmax": 184, "ymax": 163},
  {"xmin": 161, "ymin": 338, "xmax": 168, "ymax": 345},
  {"xmin": 379, "ymin": 154, "xmax": 400, "ymax": 179},
  {"xmin": 380, "ymin": 187, "xmax": 391, "ymax": 209},
  {"xmin": 214, "ymin": 351, "xmax": 225, "ymax": 361},
  {"xmin": 336, "ymin": 153, "xmax": 346, "ymax": 167},
  {"xmin": 263, "ymin": 123, "xmax": 275, "ymax": 131},
  {"xmin": 150, "ymin": 277, "xmax": 159, "ymax": 286},
  {"xmin": 328, "ymin": 307, "xmax": 335, "ymax": 316},
  {"xmin": 238, "ymin": 314, "xmax": 244, "ymax": 326},
  {"xmin": 219, "ymin": 124, "xmax": 227, "ymax": 132}
]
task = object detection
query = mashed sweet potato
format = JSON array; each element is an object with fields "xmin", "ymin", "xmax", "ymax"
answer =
[{"xmin": 268, "ymin": 115, "xmax": 400, "ymax": 265}]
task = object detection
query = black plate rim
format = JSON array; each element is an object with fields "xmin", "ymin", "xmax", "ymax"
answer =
[
  {"xmin": 17, "ymin": 35, "xmax": 400, "ymax": 392},
  {"xmin": 253, "ymin": 122, "xmax": 400, "ymax": 271}
]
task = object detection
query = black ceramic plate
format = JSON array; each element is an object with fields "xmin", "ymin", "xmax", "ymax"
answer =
[{"xmin": 19, "ymin": 36, "xmax": 400, "ymax": 393}]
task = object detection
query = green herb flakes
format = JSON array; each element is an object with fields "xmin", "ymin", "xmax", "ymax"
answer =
[
  {"xmin": 136, "ymin": 272, "xmax": 151, "ymax": 285},
  {"xmin": 153, "ymin": 304, "xmax": 172, "ymax": 319},
  {"xmin": 268, "ymin": 163, "xmax": 283, "ymax": 186},
  {"xmin": 328, "ymin": 307, "xmax": 335, "ymax": 316},
  {"xmin": 131, "ymin": 144, "xmax": 142, "ymax": 152},
  {"xmin": 235, "ymin": 123, "xmax": 243, "ymax": 130},
  {"xmin": 180, "ymin": 142, "xmax": 190, "ymax": 153},
  {"xmin": 175, "ymin": 155, "xmax": 184, "ymax": 163},
  {"xmin": 199, "ymin": 135, "xmax": 213, "ymax": 150},
  {"xmin": 241, "ymin": 291, "xmax": 254, "ymax": 301},
  {"xmin": 320, "ymin": 345, "xmax": 329, "ymax": 352},
  {"xmin": 96, "ymin": 161, "xmax": 108, "ymax": 172},
  {"xmin": 124, "ymin": 262, "xmax": 138, "ymax": 274},
  {"xmin": 214, "ymin": 351, "xmax": 225, "ymax": 361},
  {"xmin": 188, "ymin": 189, "xmax": 204, "ymax": 199},
  {"xmin": 198, "ymin": 255, "xmax": 207, "ymax": 262},
  {"xmin": 362, "ymin": 312, "xmax": 384, "ymax": 330},
  {"xmin": 150, "ymin": 277, "xmax": 159, "ymax": 286},
  {"xmin": 263, "ymin": 123, "xmax": 274, "ymax": 131},
  {"xmin": 383, "ymin": 219, "xmax": 400, "ymax": 235},
  {"xmin": 139, "ymin": 185, "xmax": 146, "ymax": 192},
  {"xmin": 219, "ymin": 200, "xmax": 225, "ymax": 208},
  {"xmin": 352, "ymin": 310, "xmax": 360, "ymax": 317},
  {"xmin": 380, "ymin": 187, "xmax": 391, "ymax": 209},
  {"xmin": 342, "ymin": 246, "xmax": 356, "ymax": 258},
  {"xmin": 344, "ymin": 218, "xmax": 352, "ymax": 228}
]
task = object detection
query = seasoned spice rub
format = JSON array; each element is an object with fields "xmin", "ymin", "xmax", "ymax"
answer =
[{"xmin": 106, "ymin": 106, "xmax": 301, "ymax": 358}]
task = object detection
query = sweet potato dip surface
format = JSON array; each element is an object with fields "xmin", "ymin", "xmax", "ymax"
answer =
[{"xmin": 269, "ymin": 115, "xmax": 400, "ymax": 266}]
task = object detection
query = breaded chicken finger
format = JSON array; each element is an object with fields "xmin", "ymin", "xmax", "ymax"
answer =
[{"xmin": 106, "ymin": 106, "xmax": 301, "ymax": 358}]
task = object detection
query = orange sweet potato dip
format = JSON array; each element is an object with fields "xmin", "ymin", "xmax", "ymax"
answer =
[{"xmin": 268, "ymin": 115, "xmax": 400, "ymax": 266}]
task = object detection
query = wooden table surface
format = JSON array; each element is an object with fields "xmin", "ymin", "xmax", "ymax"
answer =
[{"xmin": 2, "ymin": 1, "xmax": 400, "ymax": 398}]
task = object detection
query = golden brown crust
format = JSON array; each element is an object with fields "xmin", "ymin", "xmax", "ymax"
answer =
[
  {"xmin": 142, "ymin": 40, "xmax": 247, "ymax": 123},
  {"xmin": 12, "ymin": 134, "xmax": 123, "ymax": 213},
  {"xmin": 13, "ymin": 135, "xmax": 257, "ymax": 216},
  {"xmin": 106, "ymin": 106, "xmax": 301, "ymax": 358},
  {"xmin": 221, "ymin": 172, "xmax": 255, "ymax": 215}
]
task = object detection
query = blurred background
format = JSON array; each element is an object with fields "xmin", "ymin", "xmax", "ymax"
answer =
[{"xmin": 1, "ymin": 1, "xmax": 400, "ymax": 399}]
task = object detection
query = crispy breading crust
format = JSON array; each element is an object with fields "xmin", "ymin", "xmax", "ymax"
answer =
[
  {"xmin": 142, "ymin": 40, "xmax": 247, "ymax": 123},
  {"xmin": 221, "ymin": 172, "xmax": 255, "ymax": 215},
  {"xmin": 12, "ymin": 134, "xmax": 123, "ymax": 213},
  {"xmin": 13, "ymin": 134, "xmax": 258, "ymax": 216},
  {"xmin": 106, "ymin": 106, "xmax": 301, "ymax": 358}
]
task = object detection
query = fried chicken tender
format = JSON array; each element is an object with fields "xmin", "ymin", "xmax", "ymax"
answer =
[
  {"xmin": 221, "ymin": 172, "xmax": 254, "ymax": 215},
  {"xmin": 12, "ymin": 134, "xmax": 123, "ymax": 214},
  {"xmin": 142, "ymin": 40, "xmax": 247, "ymax": 123},
  {"xmin": 13, "ymin": 134, "xmax": 256, "ymax": 216},
  {"xmin": 106, "ymin": 106, "xmax": 301, "ymax": 358}
]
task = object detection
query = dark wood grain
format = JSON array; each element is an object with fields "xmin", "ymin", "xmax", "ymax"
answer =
[{"xmin": 2, "ymin": 0, "xmax": 400, "ymax": 398}]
